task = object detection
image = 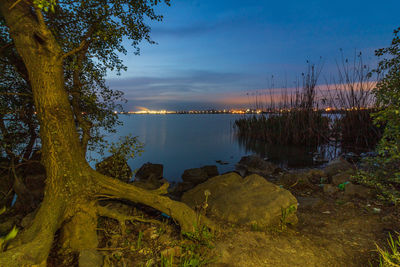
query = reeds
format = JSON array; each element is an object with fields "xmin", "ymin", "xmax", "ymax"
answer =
[{"xmin": 234, "ymin": 52, "xmax": 383, "ymax": 153}]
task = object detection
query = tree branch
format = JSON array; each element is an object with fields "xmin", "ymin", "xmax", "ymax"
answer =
[
  {"xmin": 8, "ymin": 0, "xmax": 23, "ymax": 11},
  {"xmin": 60, "ymin": 27, "xmax": 95, "ymax": 61}
]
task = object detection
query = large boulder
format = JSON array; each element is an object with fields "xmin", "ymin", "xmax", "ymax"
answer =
[
  {"xmin": 96, "ymin": 155, "xmax": 132, "ymax": 183},
  {"xmin": 181, "ymin": 173, "xmax": 298, "ymax": 228},
  {"xmin": 135, "ymin": 163, "xmax": 163, "ymax": 181},
  {"xmin": 235, "ymin": 155, "xmax": 278, "ymax": 177}
]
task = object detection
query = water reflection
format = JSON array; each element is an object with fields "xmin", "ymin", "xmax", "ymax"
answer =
[{"xmin": 236, "ymin": 134, "xmax": 340, "ymax": 168}]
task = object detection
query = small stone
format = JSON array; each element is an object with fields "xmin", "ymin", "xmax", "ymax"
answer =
[
  {"xmin": 143, "ymin": 226, "xmax": 158, "ymax": 239},
  {"xmin": 372, "ymin": 207, "xmax": 381, "ymax": 213},
  {"xmin": 322, "ymin": 211, "xmax": 331, "ymax": 214}
]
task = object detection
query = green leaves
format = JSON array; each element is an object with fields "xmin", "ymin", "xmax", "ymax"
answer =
[
  {"xmin": 33, "ymin": 0, "xmax": 56, "ymax": 13},
  {"xmin": 0, "ymin": 226, "xmax": 19, "ymax": 251}
]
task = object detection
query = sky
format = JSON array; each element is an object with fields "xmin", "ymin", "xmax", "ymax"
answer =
[{"xmin": 106, "ymin": 0, "xmax": 400, "ymax": 111}]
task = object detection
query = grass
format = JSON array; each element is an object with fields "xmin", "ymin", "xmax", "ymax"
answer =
[{"xmin": 376, "ymin": 233, "xmax": 400, "ymax": 266}]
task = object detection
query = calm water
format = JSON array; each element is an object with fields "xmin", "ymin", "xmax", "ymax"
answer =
[{"xmin": 90, "ymin": 114, "xmax": 326, "ymax": 182}]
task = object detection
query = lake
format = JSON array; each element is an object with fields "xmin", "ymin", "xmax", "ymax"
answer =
[{"xmin": 90, "ymin": 114, "xmax": 332, "ymax": 182}]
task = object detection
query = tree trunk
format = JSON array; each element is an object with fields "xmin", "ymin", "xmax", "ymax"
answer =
[{"xmin": 0, "ymin": 2, "xmax": 214, "ymax": 266}]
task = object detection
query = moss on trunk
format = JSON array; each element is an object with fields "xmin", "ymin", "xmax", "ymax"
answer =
[{"xmin": 0, "ymin": 1, "xmax": 214, "ymax": 266}]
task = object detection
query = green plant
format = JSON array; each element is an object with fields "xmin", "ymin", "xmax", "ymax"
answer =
[
  {"xmin": 280, "ymin": 204, "xmax": 297, "ymax": 230},
  {"xmin": 352, "ymin": 27, "xmax": 400, "ymax": 205},
  {"xmin": 95, "ymin": 134, "xmax": 144, "ymax": 181},
  {"xmin": 160, "ymin": 254, "xmax": 173, "ymax": 267},
  {"xmin": 137, "ymin": 231, "xmax": 143, "ymax": 249},
  {"xmin": 377, "ymin": 233, "xmax": 400, "ymax": 266},
  {"xmin": 180, "ymin": 253, "xmax": 202, "ymax": 266},
  {"xmin": 0, "ymin": 226, "xmax": 18, "ymax": 251},
  {"xmin": 183, "ymin": 225, "xmax": 213, "ymax": 249},
  {"xmin": 250, "ymin": 223, "xmax": 263, "ymax": 232}
]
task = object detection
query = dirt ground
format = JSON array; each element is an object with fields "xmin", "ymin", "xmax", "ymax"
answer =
[
  {"xmin": 46, "ymin": 185, "xmax": 399, "ymax": 267},
  {"xmin": 210, "ymin": 190, "xmax": 399, "ymax": 267}
]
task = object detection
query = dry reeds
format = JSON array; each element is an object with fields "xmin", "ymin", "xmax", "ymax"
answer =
[{"xmin": 234, "ymin": 52, "xmax": 383, "ymax": 152}]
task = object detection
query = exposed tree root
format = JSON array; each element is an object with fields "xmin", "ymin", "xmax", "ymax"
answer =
[
  {"xmin": 97, "ymin": 205, "xmax": 161, "ymax": 235},
  {"xmin": 94, "ymin": 171, "xmax": 216, "ymax": 233},
  {"xmin": 0, "ymin": 168, "xmax": 215, "ymax": 266},
  {"xmin": 0, "ymin": 195, "xmax": 65, "ymax": 267}
]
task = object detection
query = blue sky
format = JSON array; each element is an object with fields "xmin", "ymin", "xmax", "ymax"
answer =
[{"xmin": 107, "ymin": 0, "xmax": 400, "ymax": 111}]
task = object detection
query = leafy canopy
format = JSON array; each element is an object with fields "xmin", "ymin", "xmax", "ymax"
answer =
[{"xmin": 1, "ymin": 0, "xmax": 170, "ymax": 161}]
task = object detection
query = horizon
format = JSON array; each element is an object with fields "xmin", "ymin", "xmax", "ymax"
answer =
[{"xmin": 105, "ymin": 0, "xmax": 400, "ymax": 111}]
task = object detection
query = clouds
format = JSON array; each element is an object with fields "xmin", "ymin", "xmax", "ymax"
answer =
[
  {"xmin": 107, "ymin": 69, "xmax": 267, "ymax": 110},
  {"xmin": 105, "ymin": 0, "xmax": 399, "ymax": 110}
]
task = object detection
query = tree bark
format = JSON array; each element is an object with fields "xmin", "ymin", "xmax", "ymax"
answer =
[{"xmin": 0, "ymin": 1, "xmax": 214, "ymax": 266}]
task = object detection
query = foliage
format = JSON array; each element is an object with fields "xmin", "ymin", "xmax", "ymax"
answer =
[
  {"xmin": 95, "ymin": 134, "xmax": 144, "ymax": 181},
  {"xmin": 1, "ymin": 0, "xmax": 170, "ymax": 161},
  {"xmin": 280, "ymin": 204, "xmax": 297, "ymax": 230},
  {"xmin": 376, "ymin": 233, "xmax": 400, "ymax": 266},
  {"xmin": 372, "ymin": 27, "xmax": 400, "ymax": 169},
  {"xmin": 354, "ymin": 162, "xmax": 400, "ymax": 205},
  {"xmin": 355, "ymin": 27, "xmax": 400, "ymax": 204},
  {"xmin": 0, "ymin": 226, "xmax": 18, "ymax": 251}
]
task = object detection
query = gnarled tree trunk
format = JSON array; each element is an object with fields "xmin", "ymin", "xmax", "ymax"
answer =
[{"xmin": 0, "ymin": 2, "xmax": 213, "ymax": 266}]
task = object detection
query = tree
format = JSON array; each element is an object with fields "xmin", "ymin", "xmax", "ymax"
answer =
[
  {"xmin": 0, "ymin": 4, "xmax": 126, "ymax": 212},
  {"xmin": 373, "ymin": 27, "xmax": 400, "ymax": 165},
  {"xmin": 355, "ymin": 27, "xmax": 400, "ymax": 204},
  {"xmin": 0, "ymin": 1, "xmax": 214, "ymax": 266}
]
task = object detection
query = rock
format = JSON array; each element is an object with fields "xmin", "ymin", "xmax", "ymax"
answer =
[
  {"xmin": 79, "ymin": 249, "xmax": 103, "ymax": 267},
  {"xmin": 181, "ymin": 173, "xmax": 298, "ymax": 228},
  {"xmin": 169, "ymin": 166, "xmax": 219, "ymax": 199},
  {"xmin": 96, "ymin": 155, "xmax": 132, "ymax": 183},
  {"xmin": 331, "ymin": 169, "xmax": 355, "ymax": 185},
  {"xmin": 143, "ymin": 226, "xmax": 159, "ymax": 240},
  {"xmin": 323, "ymin": 184, "xmax": 338, "ymax": 195},
  {"xmin": 344, "ymin": 183, "xmax": 372, "ymax": 199},
  {"xmin": 201, "ymin": 165, "xmax": 219, "ymax": 177},
  {"xmin": 181, "ymin": 168, "xmax": 210, "ymax": 185},
  {"xmin": 169, "ymin": 182, "xmax": 196, "ymax": 198},
  {"xmin": 323, "ymin": 157, "xmax": 354, "ymax": 178},
  {"xmin": 235, "ymin": 155, "xmax": 278, "ymax": 177},
  {"xmin": 135, "ymin": 163, "xmax": 163, "ymax": 181}
]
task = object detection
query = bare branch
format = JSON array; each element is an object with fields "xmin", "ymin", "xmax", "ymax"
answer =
[{"xmin": 8, "ymin": 0, "xmax": 23, "ymax": 10}]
